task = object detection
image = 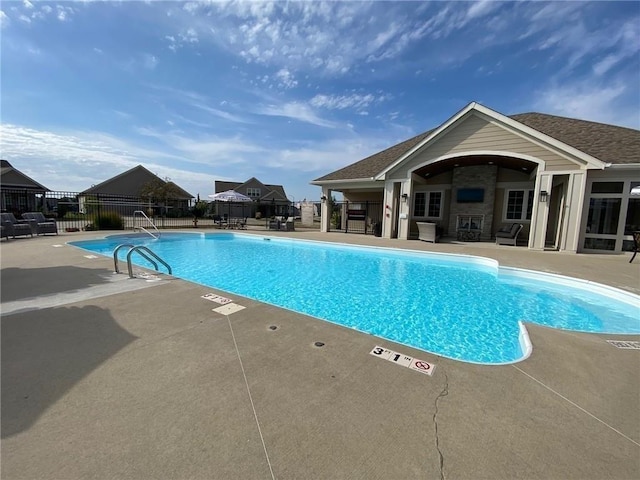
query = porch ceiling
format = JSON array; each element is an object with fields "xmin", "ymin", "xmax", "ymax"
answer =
[{"xmin": 414, "ymin": 154, "xmax": 536, "ymax": 179}]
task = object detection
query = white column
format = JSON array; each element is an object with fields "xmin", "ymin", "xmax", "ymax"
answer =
[
  {"xmin": 529, "ymin": 173, "xmax": 552, "ymax": 250},
  {"xmin": 382, "ymin": 182, "xmax": 395, "ymax": 238},
  {"xmin": 560, "ymin": 172, "xmax": 587, "ymax": 252},
  {"xmin": 397, "ymin": 179, "xmax": 412, "ymax": 239},
  {"xmin": 320, "ymin": 188, "xmax": 331, "ymax": 233}
]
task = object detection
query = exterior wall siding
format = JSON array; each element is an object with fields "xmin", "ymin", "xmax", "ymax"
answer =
[{"xmin": 389, "ymin": 113, "xmax": 582, "ymax": 179}]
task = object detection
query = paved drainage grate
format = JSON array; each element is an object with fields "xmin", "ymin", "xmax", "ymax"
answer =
[
  {"xmin": 606, "ymin": 340, "xmax": 640, "ymax": 350},
  {"xmin": 268, "ymin": 325, "xmax": 278, "ymax": 331},
  {"xmin": 313, "ymin": 342, "xmax": 325, "ymax": 348}
]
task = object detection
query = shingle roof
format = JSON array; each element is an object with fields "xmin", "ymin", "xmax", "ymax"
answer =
[
  {"xmin": 215, "ymin": 178, "xmax": 288, "ymax": 201},
  {"xmin": 81, "ymin": 165, "xmax": 193, "ymax": 198},
  {"xmin": 510, "ymin": 113, "xmax": 640, "ymax": 165},
  {"xmin": 0, "ymin": 159, "xmax": 50, "ymax": 191},
  {"xmin": 314, "ymin": 112, "xmax": 640, "ymax": 182}
]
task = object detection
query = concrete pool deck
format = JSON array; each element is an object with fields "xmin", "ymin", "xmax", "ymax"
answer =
[{"xmin": 1, "ymin": 230, "xmax": 639, "ymax": 479}]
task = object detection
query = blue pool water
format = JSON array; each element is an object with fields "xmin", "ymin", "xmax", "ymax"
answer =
[{"xmin": 70, "ymin": 232, "xmax": 640, "ymax": 364}]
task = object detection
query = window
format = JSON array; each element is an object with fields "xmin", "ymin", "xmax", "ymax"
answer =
[
  {"xmin": 587, "ymin": 198, "xmax": 621, "ymax": 235},
  {"xmin": 505, "ymin": 189, "xmax": 534, "ymax": 221},
  {"xmin": 591, "ymin": 182, "xmax": 623, "ymax": 194},
  {"xmin": 413, "ymin": 191, "xmax": 442, "ymax": 218},
  {"xmin": 246, "ymin": 188, "xmax": 261, "ymax": 198},
  {"xmin": 625, "ymin": 182, "xmax": 640, "ymax": 235},
  {"xmin": 584, "ymin": 179, "xmax": 639, "ymax": 252},
  {"xmin": 428, "ymin": 192, "xmax": 442, "ymax": 217}
]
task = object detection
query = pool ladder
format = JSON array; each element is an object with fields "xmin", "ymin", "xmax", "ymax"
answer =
[
  {"xmin": 113, "ymin": 244, "xmax": 172, "ymax": 279},
  {"xmin": 133, "ymin": 210, "xmax": 160, "ymax": 239}
]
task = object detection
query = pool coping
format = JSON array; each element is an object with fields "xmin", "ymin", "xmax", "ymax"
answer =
[{"xmin": 70, "ymin": 231, "xmax": 640, "ymax": 366}]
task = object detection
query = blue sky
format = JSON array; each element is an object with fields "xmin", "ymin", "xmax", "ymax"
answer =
[{"xmin": 1, "ymin": 1, "xmax": 639, "ymax": 202}]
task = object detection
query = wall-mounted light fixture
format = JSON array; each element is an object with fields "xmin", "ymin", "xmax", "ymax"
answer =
[
  {"xmin": 539, "ymin": 190, "xmax": 548, "ymax": 202},
  {"xmin": 401, "ymin": 193, "xmax": 409, "ymax": 202},
  {"xmin": 320, "ymin": 195, "xmax": 327, "ymax": 202}
]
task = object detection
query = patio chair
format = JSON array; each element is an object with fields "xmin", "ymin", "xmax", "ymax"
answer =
[
  {"xmin": 282, "ymin": 219, "xmax": 295, "ymax": 231},
  {"xmin": 417, "ymin": 222, "xmax": 440, "ymax": 243},
  {"xmin": 0, "ymin": 213, "xmax": 34, "ymax": 238},
  {"xmin": 236, "ymin": 217, "xmax": 247, "ymax": 230},
  {"xmin": 495, "ymin": 223, "xmax": 523, "ymax": 246},
  {"xmin": 21, "ymin": 212, "xmax": 58, "ymax": 235},
  {"xmin": 629, "ymin": 231, "xmax": 640, "ymax": 263},
  {"xmin": 268, "ymin": 218, "xmax": 281, "ymax": 230}
]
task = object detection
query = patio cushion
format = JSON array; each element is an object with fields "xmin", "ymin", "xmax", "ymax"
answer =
[
  {"xmin": 21, "ymin": 212, "xmax": 58, "ymax": 235},
  {"xmin": 0, "ymin": 213, "xmax": 34, "ymax": 238}
]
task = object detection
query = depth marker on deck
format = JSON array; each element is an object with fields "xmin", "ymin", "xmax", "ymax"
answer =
[
  {"xmin": 370, "ymin": 345, "xmax": 435, "ymax": 376},
  {"xmin": 201, "ymin": 293, "xmax": 233, "ymax": 305},
  {"xmin": 606, "ymin": 340, "xmax": 640, "ymax": 350}
]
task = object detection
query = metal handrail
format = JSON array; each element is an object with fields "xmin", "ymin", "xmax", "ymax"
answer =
[
  {"xmin": 126, "ymin": 246, "xmax": 172, "ymax": 279},
  {"xmin": 133, "ymin": 210, "xmax": 160, "ymax": 239},
  {"xmin": 113, "ymin": 243, "xmax": 158, "ymax": 274}
]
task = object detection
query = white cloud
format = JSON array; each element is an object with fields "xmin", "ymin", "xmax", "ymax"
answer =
[
  {"xmin": 166, "ymin": 28, "xmax": 198, "ymax": 51},
  {"xmin": 0, "ymin": 10, "xmax": 9, "ymax": 28},
  {"xmin": 143, "ymin": 54, "xmax": 158, "ymax": 70},
  {"xmin": 18, "ymin": 14, "xmax": 30, "ymax": 23},
  {"xmin": 180, "ymin": 27, "xmax": 198, "ymax": 44},
  {"xmin": 22, "ymin": 0, "xmax": 34, "ymax": 10},
  {"xmin": 56, "ymin": 5, "xmax": 72, "ymax": 22},
  {"xmin": 310, "ymin": 92, "xmax": 392, "ymax": 114},
  {"xmin": 275, "ymin": 68, "xmax": 297, "ymax": 89},
  {"xmin": 533, "ymin": 80, "xmax": 638, "ymax": 128},
  {"xmin": 255, "ymin": 102, "xmax": 338, "ymax": 128}
]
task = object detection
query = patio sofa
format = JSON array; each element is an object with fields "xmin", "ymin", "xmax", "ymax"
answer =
[
  {"xmin": 1, "ymin": 213, "xmax": 34, "ymax": 238},
  {"xmin": 495, "ymin": 223, "xmax": 523, "ymax": 246},
  {"xmin": 22, "ymin": 212, "xmax": 58, "ymax": 235}
]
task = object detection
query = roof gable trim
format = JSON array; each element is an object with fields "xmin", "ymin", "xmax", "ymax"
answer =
[{"xmin": 374, "ymin": 102, "xmax": 606, "ymax": 180}]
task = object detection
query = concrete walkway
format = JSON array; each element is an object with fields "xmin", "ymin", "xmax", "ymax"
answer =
[{"xmin": 1, "ymin": 230, "xmax": 638, "ymax": 480}]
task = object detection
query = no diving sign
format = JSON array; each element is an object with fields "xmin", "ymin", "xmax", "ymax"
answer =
[{"xmin": 370, "ymin": 346, "xmax": 435, "ymax": 376}]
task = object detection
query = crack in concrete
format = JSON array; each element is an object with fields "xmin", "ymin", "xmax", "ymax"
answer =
[{"xmin": 433, "ymin": 370, "xmax": 449, "ymax": 480}]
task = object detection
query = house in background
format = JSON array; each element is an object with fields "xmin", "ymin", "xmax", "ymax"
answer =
[
  {"xmin": 0, "ymin": 159, "xmax": 51, "ymax": 214},
  {"xmin": 79, "ymin": 165, "xmax": 193, "ymax": 216},
  {"xmin": 312, "ymin": 102, "xmax": 640, "ymax": 254},
  {"xmin": 213, "ymin": 177, "xmax": 290, "ymax": 218}
]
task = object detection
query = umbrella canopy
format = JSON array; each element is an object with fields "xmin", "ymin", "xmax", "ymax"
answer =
[{"xmin": 208, "ymin": 190, "xmax": 253, "ymax": 202}]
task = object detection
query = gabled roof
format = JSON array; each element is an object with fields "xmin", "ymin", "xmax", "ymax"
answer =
[
  {"xmin": 215, "ymin": 177, "xmax": 288, "ymax": 201},
  {"xmin": 510, "ymin": 113, "xmax": 640, "ymax": 165},
  {"xmin": 81, "ymin": 165, "xmax": 193, "ymax": 198},
  {"xmin": 313, "ymin": 104, "xmax": 640, "ymax": 182},
  {"xmin": 0, "ymin": 160, "xmax": 50, "ymax": 191}
]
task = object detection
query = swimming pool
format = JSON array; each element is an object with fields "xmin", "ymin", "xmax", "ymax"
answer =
[{"xmin": 70, "ymin": 232, "xmax": 640, "ymax": 364}]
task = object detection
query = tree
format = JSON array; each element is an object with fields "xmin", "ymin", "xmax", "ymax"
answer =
[{"xmin": 139, "ymin": 179, "xmax": 185, "ymax": 216}]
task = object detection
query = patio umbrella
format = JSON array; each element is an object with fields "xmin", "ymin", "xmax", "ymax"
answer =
[
  {"xmin": 208, "ymin": 190, "xmax": 253, "ymax": 202},
  {"xmin": 208, "ymin": 190, "xmax": 253, "ymax": 219}
]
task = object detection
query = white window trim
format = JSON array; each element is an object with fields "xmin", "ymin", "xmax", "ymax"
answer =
[
  {"xmin": 413, "ymin": 190, "xmax": 444, "ymax": 220},
  {"xmin": 503, "ymin": 188, "xmax": 534, "ymax": 222}
]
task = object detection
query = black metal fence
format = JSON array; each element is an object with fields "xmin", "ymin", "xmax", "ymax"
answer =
[
  {"xmin": 0, "ymin": 188, "xmax": 307, "ymax": 232},
  {"xmin": 328, "ymin": 201, "xmax": 383, "ymax": 235}
]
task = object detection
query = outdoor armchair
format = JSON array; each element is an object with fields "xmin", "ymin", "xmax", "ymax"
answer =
[
  {"xmin": 0, "ymin": 213, "xmax": 34, "ymax": 238},
  {"xmin": 495, "ymin": 223, "xmax": 523, "ymax": 246},
  {"xmin": 21, "ymin": 212, "xmax": 58, "ymax": 235},
  {"xmin": 417, "ymin": 222, "xmax": 440, "ymax": 243}
]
